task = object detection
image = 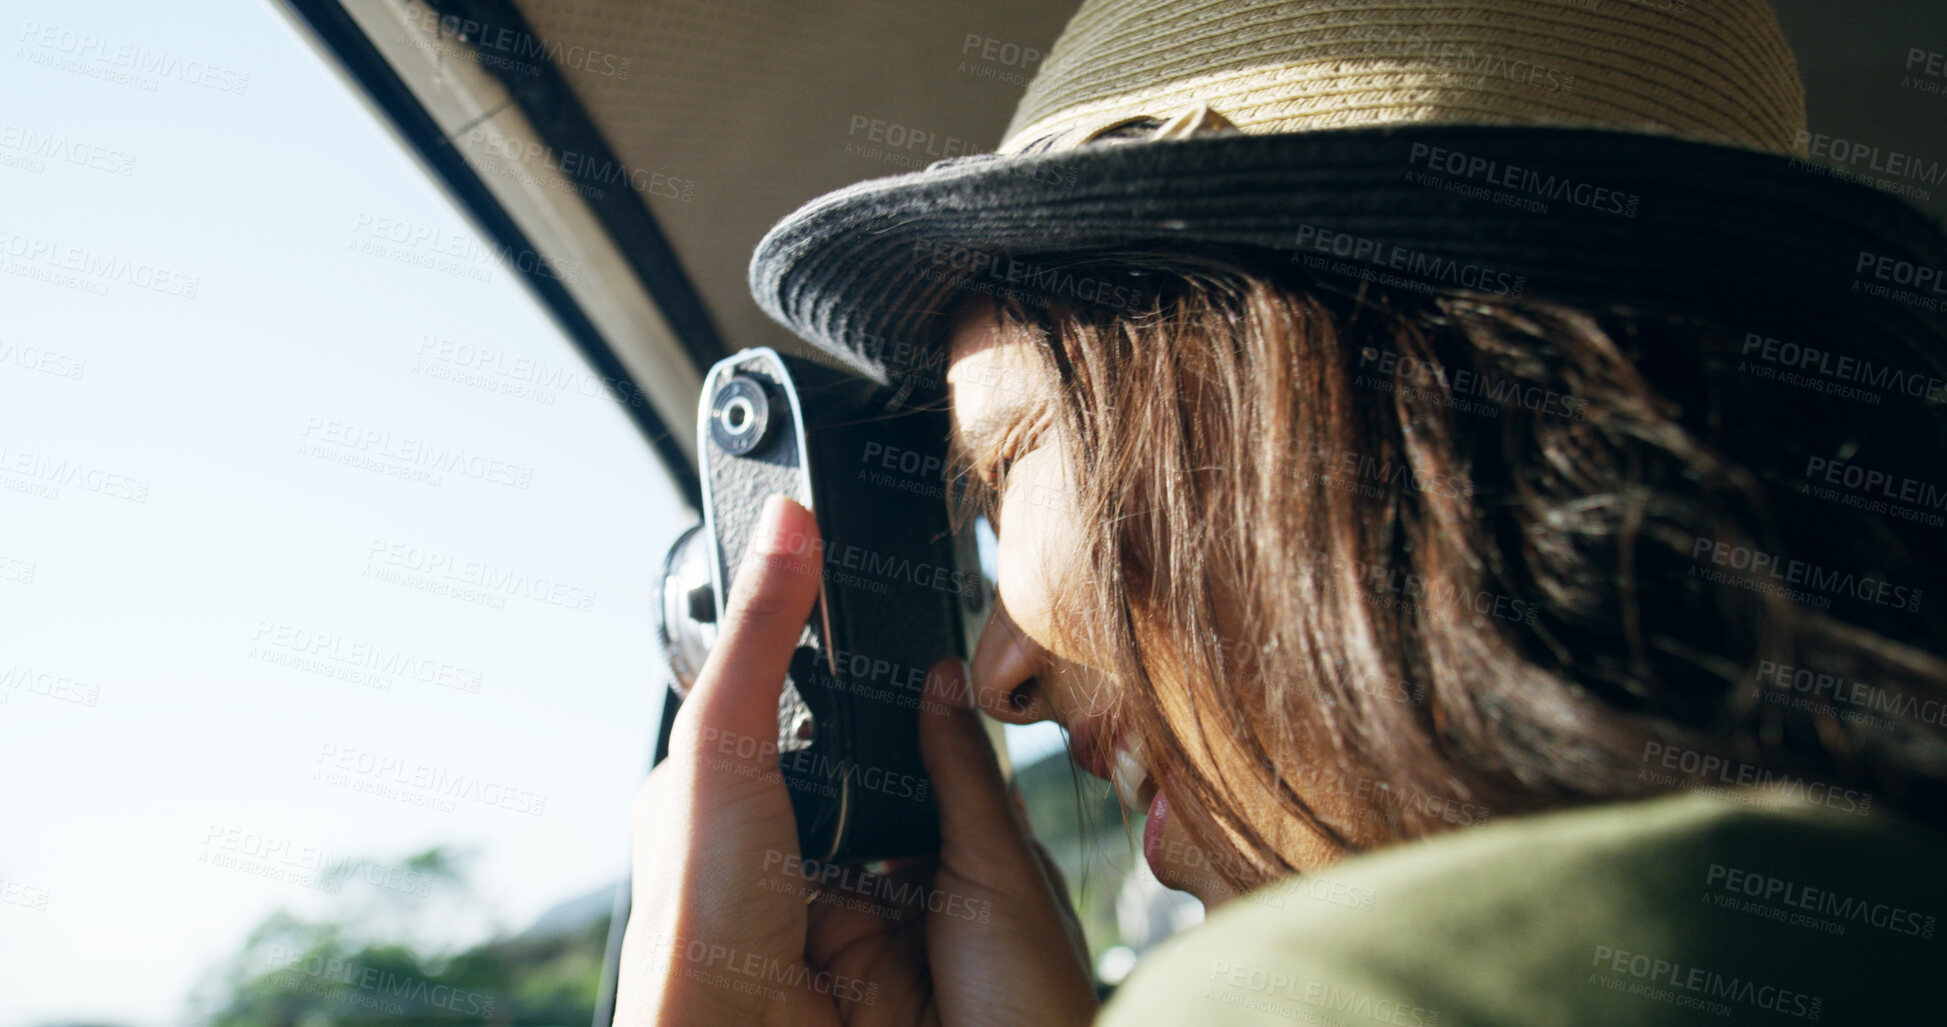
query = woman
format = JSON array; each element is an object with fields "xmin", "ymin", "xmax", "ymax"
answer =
[{"xmin": 620, "ymin": 0, "xmax": 1947, "ymax": 1023}]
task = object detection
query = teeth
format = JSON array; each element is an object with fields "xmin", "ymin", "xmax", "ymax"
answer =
[{"xmin": 1112, "ymin": 733, "xmax": 1150, "ymax": 811}]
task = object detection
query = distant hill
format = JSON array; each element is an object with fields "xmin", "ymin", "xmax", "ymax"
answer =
[{"xmin": 520, "ymin": 881, "xmax": 622, "ymax": 941}]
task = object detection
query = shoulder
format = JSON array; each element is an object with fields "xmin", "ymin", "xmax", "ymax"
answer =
[{"xmin": 1099, "ymin": 793, "xmax": 1946, "ymax": 1027}]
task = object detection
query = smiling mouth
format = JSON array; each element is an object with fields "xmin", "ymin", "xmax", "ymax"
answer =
[
  {"xmin": 1067, "ymin": 716, "xmax": 1158, "ymax": 814},
  {"xmin": 1110, "ymin": 732, "xmax": 1159, "ymax": 813}
]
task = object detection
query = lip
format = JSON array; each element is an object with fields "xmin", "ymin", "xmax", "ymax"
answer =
[
  {"xmin": 1144, "ymin": 791, "xmax": 1170, "ymax": 874},
  {"xmin": 1064, "ymin": 709, "xmax": 1115, "ymax": 783}
]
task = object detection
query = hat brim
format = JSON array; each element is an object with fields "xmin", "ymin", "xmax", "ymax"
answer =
[{"xmin": 749, "ymin": 125, "xmax": 1947, "ymax": 398}]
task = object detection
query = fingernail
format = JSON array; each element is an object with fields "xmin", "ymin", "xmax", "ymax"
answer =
[
  {"xmin": 754, "ymin": 493, "xmax": 794, "ymax": 552},
  {"xmin": 729, "ymin": 494, "xmax": 799, "ymax": 607}
]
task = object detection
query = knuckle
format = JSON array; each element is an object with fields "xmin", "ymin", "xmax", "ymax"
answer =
[
  {"xmin": 723, "ymin": 562, "xmax": 811, "ymax": 628},
  {"xmin": 724, "ymin": 587, "xmax": 792, "ymax": 628}
]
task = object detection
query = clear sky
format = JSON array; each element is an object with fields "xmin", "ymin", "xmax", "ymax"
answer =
[
  {"xmin": 0, "ymin": 2, "xmax": 668, "ymax": 1022},
  {"xmin": 0, "ymin": 4, "xmax": 1063, "ymax": 1024}
]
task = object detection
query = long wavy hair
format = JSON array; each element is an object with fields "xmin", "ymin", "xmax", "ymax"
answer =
[{"xmin": 943, "ymin": 245, "xmax": 1947, "ymax": 892}]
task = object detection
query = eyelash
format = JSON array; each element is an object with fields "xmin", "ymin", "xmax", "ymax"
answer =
[
  {"xmin": 959, "ymin": 413, "xmax": 1045, "ymax": 527},
  {"xmin": 987, "ymin": 453, "xmax": 1018, "ymax": 493},
  {"xmin": 969, "ymin": 448, "xmax": 1020, "ymax": 529}
]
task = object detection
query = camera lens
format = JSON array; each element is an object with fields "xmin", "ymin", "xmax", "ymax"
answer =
[
  {"xmin": 710, "ymin": 375, "xmax": 773, "ymax": 455},
  {"xmin": 654, "ymin": 523, "xmax": 718, "ymax": 697}
]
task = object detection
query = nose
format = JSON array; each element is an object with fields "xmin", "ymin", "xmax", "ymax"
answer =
[{"xmin": 969, "ymin": 595, "xmax": 1054, "ymax": 725}]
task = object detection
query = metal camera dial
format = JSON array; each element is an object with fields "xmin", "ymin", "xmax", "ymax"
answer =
[{"xmin": 709, "ymin": 374, "xmax": 772, "ymax": 455}]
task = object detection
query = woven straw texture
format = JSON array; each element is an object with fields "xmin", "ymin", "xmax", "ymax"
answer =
[
  {"xmin": 1001, "ymin": 0, "xmax": 1805, "ymax": 156},
  {"xmin": 747, "ymin": 0, "xmax": 1946, "ymax": 396}
]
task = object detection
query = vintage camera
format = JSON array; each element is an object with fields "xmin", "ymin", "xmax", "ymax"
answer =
[{"xmin": 653, "ymin": 347, "xmax": 987, "ymax": 866}]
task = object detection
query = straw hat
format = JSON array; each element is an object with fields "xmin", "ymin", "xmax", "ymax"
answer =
[{"xmin": 749, "ymin": 0, "xmax": 1947, "ymax": 398}]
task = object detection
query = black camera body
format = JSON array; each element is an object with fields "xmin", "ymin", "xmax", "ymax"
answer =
[{"xmin": 655, "ymin": 347, "xmax": 986, "ymax": 866}]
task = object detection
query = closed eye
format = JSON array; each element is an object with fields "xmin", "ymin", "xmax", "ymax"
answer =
[
  {"xmin": 987, "ymin": 453, "xmax": 1018, "ymax": 494},
  {"xmin": 948, "ymin": 403, "xmax": 1050, "ymax": 531},
  {"xmin": 966, "ymin": 453, "xmax": 1012, "ymax": 530}
]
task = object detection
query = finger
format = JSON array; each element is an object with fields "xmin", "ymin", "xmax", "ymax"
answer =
[
  {"xmin": 918, "ymin": 659, "xmax": 1102, "ymax": 1024},
  {"xmin": 671, "ymin": 493, "xmax": 824, "ymax": 762},
  {"xmin": 918, "ymin": 656, "xmax": 1046, "ymax": 881}
]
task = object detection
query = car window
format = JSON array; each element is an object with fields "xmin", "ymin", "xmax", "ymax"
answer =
[{"xmin": 0, "ymin": 3, "xmax": 686, "ymax": 1024}]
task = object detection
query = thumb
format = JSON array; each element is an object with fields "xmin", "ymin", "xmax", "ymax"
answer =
[{"xmin": 914, "ymin": 658, "xmax": 1102, "ymax": 1026}]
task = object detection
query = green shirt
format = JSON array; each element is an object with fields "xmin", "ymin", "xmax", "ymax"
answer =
[{"xmin": 1099, "ymin": 791, "xmax": 1942, "ymax": 1026}]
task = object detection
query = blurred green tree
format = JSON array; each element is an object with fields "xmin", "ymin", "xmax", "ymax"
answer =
[{"xmin": 191, "ymin": 846, "xmax": 608, "ymax": 1027}]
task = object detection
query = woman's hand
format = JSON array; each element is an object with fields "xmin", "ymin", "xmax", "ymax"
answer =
[{"xmin": 614, "ymin": 494, "xmax": 1100, "ymax": 1026}]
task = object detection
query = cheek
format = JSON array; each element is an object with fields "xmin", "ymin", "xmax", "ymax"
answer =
[{"xmin": 993, "ymin": 450, "xmax": 1086, "ymax": 660}]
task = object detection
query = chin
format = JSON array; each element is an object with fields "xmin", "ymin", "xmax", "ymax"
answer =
[{"xmin": 1145, "ymin": 796, "xmax": 1243, "ymax": 907}]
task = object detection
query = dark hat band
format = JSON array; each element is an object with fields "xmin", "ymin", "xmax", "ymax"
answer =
[{"xmin": 750, "ymin": 125, "xmax": 1947, "ymax": 399}]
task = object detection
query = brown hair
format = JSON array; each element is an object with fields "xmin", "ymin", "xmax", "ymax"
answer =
[{"xmin": 944, "ymin": 246, "xmax": 1947, "ymax": 892}]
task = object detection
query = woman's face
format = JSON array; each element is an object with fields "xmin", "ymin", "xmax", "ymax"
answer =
[{"xmin": 946, "ymin": 300, "xmax": 1338, "ymax": 906}]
